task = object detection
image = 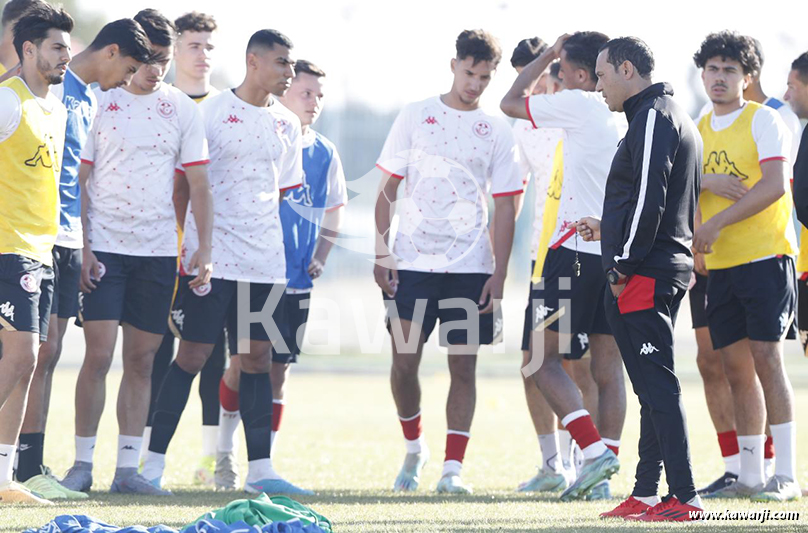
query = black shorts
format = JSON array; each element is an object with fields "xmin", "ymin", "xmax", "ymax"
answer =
[
  {"xmin": 47, "ymin": 245, "xmax": 82, "ymax": 320},
  {"xmin": 797, "ymin": 273, "xmax": 808, "ymax": 355},
  {"xmin": 79, "ymin": 251, "xmax": 176, "ymax": 335},
  {"xmin": 706, "ymin": 256, "xmax": 797, "ymax": 350},
  {"xmin": 272, "ymin": 292, "xmax": 310, "ymax": 364},
  {"xmin": 383, "ymin": 270, "xmax": 502, "ymax": 346},
  {"xmin": 521, "ymin": 261, "xmax": 591, "ymax": 359},
  {"xmin": 689, "ymin": 272, "xmax": 708, "ymax": 330},
  {"xmin": 529, "ymin": 247, "xmax": 610, "ymax": 354},
  {"xmin": 0, "ymin": 254, "xmax": 53, "ymax": 341},
  {"xmin": 169, "ymin": 276, "xmax": 287, "ymax": 355}
]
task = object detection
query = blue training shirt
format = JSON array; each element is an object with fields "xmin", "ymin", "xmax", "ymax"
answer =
[
  {"xmin": 51, "ymin": 67, "xmax": 97, "ymax": 248},
  {"xmin": 280, "ymin": 129, "xmax": 347, "ymax": 291}
]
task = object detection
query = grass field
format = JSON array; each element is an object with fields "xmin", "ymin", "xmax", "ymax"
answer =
[{"xmin": 3, "ymin": 354, "xmax": 808, "ymax": 532}]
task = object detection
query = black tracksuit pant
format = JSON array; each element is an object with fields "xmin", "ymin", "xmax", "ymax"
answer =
[{"xmin": 604, "ymin": 274, "xmax": 697, "ymax": 504}]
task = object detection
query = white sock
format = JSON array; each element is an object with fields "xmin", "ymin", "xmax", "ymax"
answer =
[
  {"xmin": 558, "ymin": 429, "xmax": 573, "ymax": 469},
  {"xmin": 140, "ymin": 451, "xmax": 166, "ymax": 481},
  {"xmin": 270, "ymin": 431, "xmax": 277, "ymax": 450},
  {"xmin": 723, "ymin": 453, "xmax": 740, "ymax": 476},
  {"xmin": 116, "ymin": 435, "xmax": 142, "ymax": 469},
  {"xmin": 246, "ymin": 458, "xmax": 280, "ymax": 483},
  {"xmin": 218, "ymin": 407, "xmax": 241, "ymax": 453},
  {"xmin": 770, "ymin": 421, "xmax": 796, "ymax": 482},
  {"xmin": 538, "ymin": 433, "xmax": 561, "ymax": 473},
  {"xmin": 686, "ymin": 494, "xmax": 704, "ymax": 509},
  {"xmin": 75, "ymin": 436, "xmax": 97, "ymax": 464},
  {"xmin": 737, "ymin": 434, "xmax": 765, "ymax": 488},
  {"xmin": 405, "ymin": 435, "xmax": 426, "ymax": 455},
  {"xmin": 140, "ymin": 427, "xmax": 152, "ymax": 464},
  {"xmin": 764, "ymin": 458, "xmax": 774, "ymax": 479},
  {"xmin": 201, "ymin": 426, "xmax": 217, "ymax": 458},
  {"xmin": 441, "ymin": 459, "xmax": 462, "ymax": 478},
  {"xmin": 635, "ymin": 494, "xmax": 660, "ymax": 506},
  {"xmin": 0, "ymin": 444, "xmax": 16, "ymax": 484}
]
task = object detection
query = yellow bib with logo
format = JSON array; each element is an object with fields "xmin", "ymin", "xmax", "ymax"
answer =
[
  {"xmin": 697, "ymin": 102, "xmax": 797, "ymax": 270},
  {"xmin": 0, "ymin": 77, "xmax": 65, "ymax": 266},
  {"xmin": 797, "ymin": 226, "xmax": 808, "ymax": 273},
  {"xmin": 531, "ymin": 139, "xmax": 564, "ymax": 283}
]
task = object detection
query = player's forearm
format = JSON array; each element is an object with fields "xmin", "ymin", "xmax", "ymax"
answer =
[
  {"xmin": 79, "ymin": 163, "xmax": 92, "ymax": 249},
  {"xmin": 492, "ymin": 197, "xmax": 517, "ymax": 279},
  {"xmin": 186, "ymin": 168, "xmax": 214, "ymax": 250},
  {"xmin": 500, "ymin": 49, "xmax": 556, "ymax": 119},
  {"xmin": 313, "ymin": 208, "xmax": 343, "ymax": 265},
  {"xmin": 375, "ymin": 176, "xmax": 400, "ymax": 257},
  {"xmin": 710, "ymin": 164, "xmax": 786, "ymax": 230},
  {"xmin": 173, "ymin": 171, "xmax": 191, "ymax": 229}
]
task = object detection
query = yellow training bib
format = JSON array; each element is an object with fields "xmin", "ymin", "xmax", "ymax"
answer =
[
  {"xmin": 532, "ymin": 139, "xmax": 564, "ymax": 283},
  {"xmin": 0, "ymin": 77, "xmax": 65, "ymax": 265},
  {"xmin": 697, "ymin": 102, "xmax": 796, "ymax": 270}
]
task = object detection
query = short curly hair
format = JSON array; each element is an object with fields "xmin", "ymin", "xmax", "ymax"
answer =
[
  {"xmin": 174, "ymin": 12, "xmax": 217, "ymax": 34},
  {"xmin": 693, "ymin": 31, "xmax": 759, "ymax": 75},
  {"xmin": 510, "ymin": 37, "xmax": 547, "ymax": 68},
  {"xmin": 456, "ymin": 29, "xmax": 501, "ymax": 67}
]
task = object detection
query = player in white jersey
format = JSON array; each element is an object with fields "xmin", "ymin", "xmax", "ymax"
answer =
[
  {"xmin": 141, "ymin": 29, "xmax": 311, "ymax": 496},
  {"xmin": 501, "ymin": 32, "xmax": 628, "ymax": 501},
  {"xmin": 143, "ymin": 10, "xmax": 224, "ymax": 488},
  {"xmin": 61, "ymin": 9, "xmax": 213, "ymax": 496},
  {"xmin": 375, "ymin": 29, "xmax": 523, "ymax": 494},
  {"xmin": 693, "ymin": 36, "xmax": 802, "ymax": 496}
]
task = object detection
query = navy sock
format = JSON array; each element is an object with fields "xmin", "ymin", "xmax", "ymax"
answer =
[
  {"xmin": 240, "ymin": 371, "xmax": 273, "ymax": 461},
  {"xmin": 16, "ymin": 432, "xmax": 44, "ymax": 482},
  {"xmin": 149, "ymin": 362, "xmax": 195, "ymax": 455}
]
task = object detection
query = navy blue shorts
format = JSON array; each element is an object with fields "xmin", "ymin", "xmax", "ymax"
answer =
[
  {"xmin": 272, "ymin": 292, "xmax": 310, "ymax": 364},
  {"xmin": 0, "ymin": 254, "xmax": 52, "ymax": 341},
  {"xmin": 47, "ymin": 245, "xmax": 82, "ymax": 320},
  {"xmin": 688, "ymin": 272, "xmax": 708, "ymax": 330},
  {"xmin": 384, "ymin": 270, "xmax": 502, "ymax": 346},
  {"xmin": 706, "ymin": 256, "xmax": 797, "ymax": 350},
  {"xmin": 529, "ymin": 247, "xmax": 610, "ymax": 352},
  {"xmin": 79, "ymin": 251, "xmax": 176, "ymax": 335},
  {"xmin": 169, "ymin": 276, "xmax": 287, "ymax": 355},
  {"xmin": 521, "ymin": 260, "xmax": 591, "ymax": 359}
]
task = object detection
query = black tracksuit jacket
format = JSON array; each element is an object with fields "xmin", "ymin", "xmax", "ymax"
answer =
[{"xmin": 601, "ymin": 82, "xmax": 702, "ymax": 290}]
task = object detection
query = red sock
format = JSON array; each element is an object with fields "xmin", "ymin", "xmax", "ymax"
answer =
[
  {"xmin": 272, "ymin": 400, "xmax": 285, "ymax": 432},
  {"xmin": 564, "ymin": 413, "xmax": 602, "ymax": 452},
  {"xmin": 219, "ymin": 378, "xmax": 239, "ymax": 412},
  {"xmin": 399, "ymin": 412, "xmax": 422, "ymax": 441},
  {"xmin": 717, "ymin": 430, "xmax": 739, "ymax": 457},
  {"xmin": 764, "ymin": 435, "xmax": 775, "ymax": 459},
  {"xmin": 445, "ymin": 431, "xmax": 470, "ymax": 463}
]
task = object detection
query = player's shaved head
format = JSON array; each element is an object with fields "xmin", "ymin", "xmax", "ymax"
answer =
[{"xmin": 246, "ymin": 29, "xmax": 292, "ymax": 55}]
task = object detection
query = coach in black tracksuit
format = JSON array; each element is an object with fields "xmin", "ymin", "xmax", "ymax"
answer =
[{"xmin": 580, "ymin": 38, "xmax": 703, "ymax": 516}]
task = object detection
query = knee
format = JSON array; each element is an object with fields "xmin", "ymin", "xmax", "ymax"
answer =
[
  {"xmin": 590, "ymin": 358, "xmax": 621, "ymax": 388},
  {"xmin": 696, "ymin": 350, "xmax": 724, "ymax": 382},
  {"xmin": 240, "ymin": 353, "xmax": 271, "ymax": 373},
  {"xmin": 449, "ymin": 360, "xmax": 476, "ymax": 386},
  {"xmin": 176, "ymin": 348, "xmax": 208, "ymax": 375},
  {"xmin": 83, "ymin": 349, "xmax": 114, "ymax": 378},
  {"xmin": 124, "ymin": 350, "xmax": 158, "ymax": 380},
  {"xmin": 36, "ymin": 339, "xmax": 61, "ymax": 376},
  {"xmin": 392, "ymin": 354, "xmax": 420, "ymax": 377}
]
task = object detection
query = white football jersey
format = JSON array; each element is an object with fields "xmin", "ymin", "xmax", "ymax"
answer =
[
  {"xmin": 513, "ymin": 119, "xmax": 564, "ymax": 256},
  {"xmin": 82, "ymin": 83, "xmax": 208, "ymax": 256},
  {"xmin": 527, "ymin": 89, "xmax": 627, "ymax": 256},
  {"xmin": 377, "ymin": 96, "xmax": 523, "ymax": 274},
  {"xmin": 181, "ymin": 89, "xmax": 303, "ymax": 284}
]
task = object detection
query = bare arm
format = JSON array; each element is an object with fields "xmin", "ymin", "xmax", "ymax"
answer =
[
  {"xmin": 500, "ymin": 34, "xmax": 569, "ymax": 119},
  {"xmin": 694, "ymin": 160, "xmax": 787, "ymax": 253},
  {"xmin": 480, "ymin": 195, "xmax": 517, "ymax": 313},
  {"xmin": 183, "ymin": 165, "xmax": 214, "ymax": 287},
  {"xmin": 308, "ymin": 206, "xmax": 344, "ymax": 279},
  {"xmin": 173, "ymin": 171, "xmax": 190, "ymax": 229},
  {"xmin": 79, "ymin": 163, "xmax": 101, "ymax": 292},
  {"xmin": 373, "ymin": 172, "xmax": 402, "ymax": 297}
]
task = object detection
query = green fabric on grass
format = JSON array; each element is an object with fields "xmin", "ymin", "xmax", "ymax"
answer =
[{"xmin": 190, "ymin": 493, "xmax": 332, "ymax": 532}]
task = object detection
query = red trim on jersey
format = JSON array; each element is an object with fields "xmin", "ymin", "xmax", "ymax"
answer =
[
  {"xmin": 525, "ymin": 97, "xmax": 537, "ymax": 129},
  {"xmin": 759, "ymin": 156, "xmax": 788, "ymax": 164},
  {"xmin": 550, "ymin": 227, "xmax": 576, "ymax": 250},
  {"xmin": 80, "ymin": 159, "xmax": 94, "ymax": 166},
  {"xmin": 280, "ymin": 183, "xmax": 302, "ymax": 194},
  {"xmin": 174, "ymin": 168, "xmax": 186, "ymax": 177},
  {"xmin": 326, "ymin": 203, "xmax": 345, "ymax": 213},
  {"xmin": 492, "ymin": 189, "xmax": 524, "ymax": 198},
  {"xmin": 182, "ymin": 159, "xmax": 210, "ymax": 168},
  {"xmin": 376, "ymin": 163, "xmax": 404, "ymax": 180}
]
